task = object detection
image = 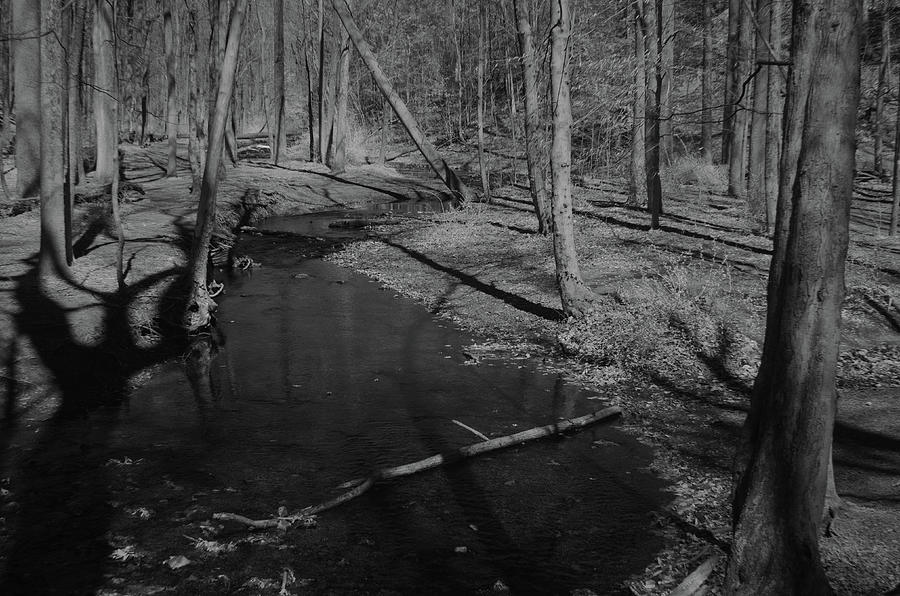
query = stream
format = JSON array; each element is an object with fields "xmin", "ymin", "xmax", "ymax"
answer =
[{"xmin": 0, "ymin": 200, "xmax": 668, "ymax": 595}]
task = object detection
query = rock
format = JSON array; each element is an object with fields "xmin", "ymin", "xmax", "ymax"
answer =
[
  {"xmin": 492, "ymin": 579, "xmax": 510, "ymax": 592},
  {"xmin": 293, "ymin": 273, "xmax": 310, "ymax": 279},
  {"xmin": 454, "ymin": 546, "xmax": 468, "ymax": 554}
]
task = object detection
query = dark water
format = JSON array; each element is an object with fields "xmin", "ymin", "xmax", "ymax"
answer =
[{"xmin": 0, "ymin": 205, "xmax": 667, "ymax": 595}]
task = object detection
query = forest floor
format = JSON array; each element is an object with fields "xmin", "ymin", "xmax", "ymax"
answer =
[{"xmin": 0, "ymin": 140, "xmax": 898, "ymax": 595}]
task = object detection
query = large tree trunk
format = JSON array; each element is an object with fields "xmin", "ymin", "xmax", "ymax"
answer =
[
  {"xmin": 724, "ymin": 0, "xmax": 860, "ymax": 592},
  {"xmin": 331, "ymin": 0, "xmax": 476, "ymax": 202},
  {"xmin": 331, "ymin": 21, "xmax": 351, "ymax": 174},
  {"xmin": 12, "ymin": 0, "xmax": 41, "ymax": 198},
  {"xmin": 476, "ymin": 0, "xmax": 491, "ymax": 202},
  {"xmin": 164, "ymin": 0, "xmax": 178, "ymax": 177},
  {"xmin": 549, "ymin": 0, "xmax": 596, "ymax": 319},
  {"xmin": 873, "ymin": 5, "xmax": 890, "ymax": 177},
  {"xmin": 700, "ymin": 0, "xmax": 713, "ymax": 163},
  {"xmin": 184, "ymin": 0, "xmax": 248, "ymax": 332},
  {"xmin": 273, "ymin": 0, "xmax": 286, "ymax": 164},
  {"xmin": 93, "ymin": 0, "xmax": 117, "ymax": 184},
  {"xmin": 630, "ymin": 0, "xmax": 649, "ymax": 207},
  {"xmin": 644, "ymin": 0, "xmax": 663, "ymax": 228},
  {"xmin": 727, "ymin": 0, "xmax": 754, "ymax": 198},
  {"xmin": 513, "ymin": 0, "xmax": 551, "ymax": 233},
  {"xmin": 40, "ymin": 0, "xmax": 67, "ymax": 278},
  {"xmin": 658, "ymin": 0, "xmax": 674, "ymax": 164},
  {"xmin": 763, "ymin": 0, "xmax": 784, "ymax": 235}
]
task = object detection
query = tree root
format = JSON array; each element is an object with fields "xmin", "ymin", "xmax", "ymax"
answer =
[{"xmin": 214, "ymin": 406, "xmax": 621, "ymax": 530}]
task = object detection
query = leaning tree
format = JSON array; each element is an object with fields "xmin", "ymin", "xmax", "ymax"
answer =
[{"xmin": 724, "ymin": 0, "xmax": 860, "ymax": 592}]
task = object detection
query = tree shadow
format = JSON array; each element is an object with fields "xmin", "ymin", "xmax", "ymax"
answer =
[
  {"xmin": 0, "ymin": 249, "xmax": 188, "ymax": 594},
  {"xmin": 382, "ymin": 239, "xmax": 564, "ymax": 322}
]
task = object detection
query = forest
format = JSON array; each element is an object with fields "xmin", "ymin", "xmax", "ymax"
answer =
[{"xmin": 0, "ymin": 0, "xmax": 898, "ymax": 594}]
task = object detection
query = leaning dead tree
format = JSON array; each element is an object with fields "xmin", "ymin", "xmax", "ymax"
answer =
[
  {"xmin": 330, "ymin": 0, "xmax": 477, "ymax": 203},
  {"xmin": 184, "ymin": 0, "xmax": 249, "ymax": 332}
]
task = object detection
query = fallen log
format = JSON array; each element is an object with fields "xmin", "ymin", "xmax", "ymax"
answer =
[{"xmin": 214, "ymin": 406, "xmax": 621, "ymax": 529}]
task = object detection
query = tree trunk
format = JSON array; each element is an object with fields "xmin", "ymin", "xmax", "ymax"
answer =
[
  {"xmin": 304, "ymin": 43, "xmax": 316, "ymax": 161},
  {"xmin": 68, "ymin": 0, "xmax": 87, "ymax": 187},
  {"xmin": 185, "ymin": 0, "xmax": 248, "ymax": 332},
  {"xmin": 164, "ymin": 0, "xmax": 178, "ymax": 177},
  {"xmin": 477, "ymin": 0, "xmax": 491, "ymax": 202},
  {"xmin": 317, "ymin": 0, "xmax": 327, "ymax": 162},
  {"xmin": 549, "ymin": 0, "xmax": 596, "ymax": 319},
  {"xmin": 873, "ymin": 5, "xmax": 890, "ymax": 177},
  {"xmin": 658, "ymin": 0, "xmax": 674, "ymax": 164},
  {"xmin": 701, "ymin": 0, "xmax": 713, "ymax": 163},
  {"xmin": 747, "ymin": 0, "xmax": 773, "ymax": 233},
  {"xmin": 644, "ymin": 0, "xmax": 663, "ymax": 228},
  {"xmin": 891, "ymin": 89, "xmax": 900, "ymax": 235},
  {"xmin": 728, "ymin": 0, "xmax": 754, "ymax": 198},
  {"xmin": 273, "ymin": 0, "xmax": 286, "ymax": 164},
  {"xmin": 630, "ymin": 0, "xmax": 649, "ymax": 207},
  {"xmin": 725, "ymin": 0, "xmax": 860, "ymax": 592},
  {"xmin": 93, "ymin": 0, "xmax": 117, "ymax": 184},
  {"xmin": 331, "ymin": 21, "xmax": 351, "ymax": 174},
  {"xmin": 513, "ymin": 0, "xmax": 552, "ymax": 233},
  {"xmin": 40, "ymin": 0, "xmax": 67, "ymax": 278},
  {"xmin": 722, "ymin": 0, "xmax": 740, "ymax": 164},
  {"xmin": 12, "ymin": 0, "xmax": 41, "ymax": 198},
  {"xmin": 330, "ymin": 0, "xmax": 476, "ymax": 202},
  {"xmin": 763, "ymin": 0, "xmax": 784, "ymax": 235},
  {"xmin": 451, "ymin": 0, "xmax": 465, "ymax": 142},
  {"xmin": 186, "ymin": 8, "xmax": 204, "ymax": 195}
]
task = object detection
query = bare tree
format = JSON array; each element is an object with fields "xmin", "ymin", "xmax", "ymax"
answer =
[
  {"xmin": 513, "ymin": 0, "xmax": 551, "ymax": 233},
  {"xmin": 273, "ymin": 0, "xmax": 287, "ymax": 164},
  {"xmin": 658, "ymin": 0, "xmax": 674, "ymax": 164},
  {"xmin": 67, "ymin": 0, "xmax": 87, "ymax": 187},
  {"xmin": 185, "ymin": 0, "xmax": 249, "ymax": 332},
  {"xmin": 641, "ymin": 0, "xmax": 663, "ymax": 228},
  {"xmin": 476, "ymin": 0, "xmax": 491, "ymax": 202},
  {"xmin": 549, "ymin": 0, "xmax": 596, "ymax": 318},
  {"xmin": 94, "ymin": 0, "xmax": 118, "ymax": 184},
  {"xmin": 331, "ymin": 15, "xmax": 351, "ymax": 174},
  {"xmin": 727, "ymin": 0, "xmax": 754, "ymax": 198},
  {"xmin": 40, "ymin": 0, "xmax": 67, "ymax": 278},
  {"xmin": 873, "ymin": 1, "xmax": 890, "ymax": 177},
  {"xmin": 12, "ymin": 0, "xmax": 41, "ymax": 198},
  {"xmin": 630, "ymin": 0, "xmax": 649, "ymax": 207},
  {"xmin": 164, "ymin": 0, "xmax": 178, "ymax": 177},
  {"xmin": 725, "ymin": 0, "xmax": 860, "ymax": 591},
  {"xmin": 700, "ymin": 0, "xmax": 714, "ymax": 163}
]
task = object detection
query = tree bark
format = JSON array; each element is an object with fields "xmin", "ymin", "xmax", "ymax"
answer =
[
  {"xmin": 728, "ymin": 0, "xmax": 754, "ymax": 198},
  {"xmin": 477, "ymin": 0, "xmax": 491, "ymax": 202},
  {"xmin": 873, "ymin": 5, "xmax": 890, "ymax": 177},
  {"xmin": 643, "ymin": 0, "xmax": 663, "ymax": 228},
  {"xmin": 93, "ymin": 0, "xmax": 117, "ymax": 184},
  {"xmin": 331, "ymin": 20, "xmax": 351, "ymax": 174},
  {"xmin": 747, "ymin": 0, "xmax": 775, "ymax": 233},
  {"xmin": 185, "ymin": 0, "xmax": 248, "ymax": 332},
  {"xmin": 549, "ymin": 0, "xmax": 596, "ymax": 319},
  {"xmin": 40, "ymin": 0, "xmax": 67, "ymax": 278},
  {"xmin": 700, "ymin": 0, "xmax": 714, "ymax": 163},
  {"xmin": 12, "ymin": 0, "xmax": 41, "ymax": 198},
  {"xmin": 763, "ymin": 0, "xmax": 783, "ymax": 234},
  {"xmin": 658, "ymin": 0, "xmax": 674, "ymax": 164},
  {"xmin": 722, "ymin": 0, "xmax": 740, "ymax": 164},
  {"xmin": 630, "ymin": 0, "xmax": 649, "ymax": 207},
  {"xmin": 68, "ymin": 0, "xmax": 87, "ymax": 187},
  {"xmin": 186, "ymin": 8, "xmax": 204, "ymax": 195},
  {"xmin": 164, "ymin": 0, "xmax": 178, "ymax": 177},
  {"xmin": 273, "ymin": 0, "xmax": 286, "ymax": 164},
  {"xmin": 331, "ymin": 0, "xmax": 476, "ymax": 202},
  {"xmin": 725, "ymin": 0, "xmax": 860, "ymax": 591},
  {"xmin": 513, "ymin": 0, "xmax": 552, "ymax": 233},
  {"xmin": 891, "ymin": 90, "xmax": 900, "ymax": 236}
]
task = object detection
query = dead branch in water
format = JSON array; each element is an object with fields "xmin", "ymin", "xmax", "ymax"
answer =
[{"xmin": 214, "ymin": 406, "xmax": 621, "ymax": 530}]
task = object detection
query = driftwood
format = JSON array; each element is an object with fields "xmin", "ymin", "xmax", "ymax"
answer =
[
  {"xmin": 214, "ymin": 406, "xmax": 621, "ymax": 529},
  {"xmin": 669, "ymin": 555, "xmax": 720, "ymax": 596}
]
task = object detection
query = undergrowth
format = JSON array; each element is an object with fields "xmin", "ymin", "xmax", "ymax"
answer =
[{"xmin": 558, "ymin": 261, "xmax": 760, "ymax": 382}]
